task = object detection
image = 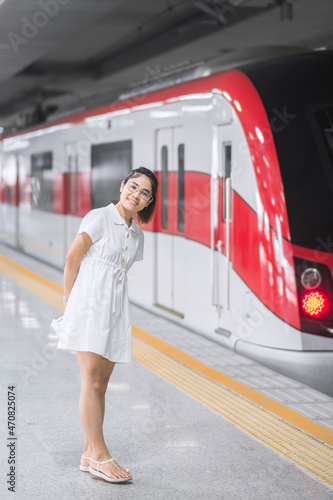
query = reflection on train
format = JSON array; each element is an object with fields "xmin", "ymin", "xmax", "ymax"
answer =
[{"xmin": 1, "ymin": 51, "xmax": 333, "ymax": 396}]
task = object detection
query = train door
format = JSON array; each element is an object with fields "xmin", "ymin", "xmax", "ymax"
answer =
[
  {"xmin": 155, "ymin": 127, "xmax": 185, "ymax": 318},
  {"xmin": 14, "ymin": 154, "xmax": 20, "ymax": 248},
  {"xmin": 64, "ymin": 142, "xmax": 80, "ymax": 255},
  {"xmin": 2, "ymin": 153, "xmax": 20, "ymax": 248},
  {"xmin": 212, "ymin": 124, "xmax": 234, "ymax": 336},
  {"xmin": 66, "ymin": 142, "xmax": 80, "ymax": 216}
]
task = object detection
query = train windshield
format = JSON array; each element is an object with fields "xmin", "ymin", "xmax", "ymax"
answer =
[{"xmin": 242, "ymin": 52, "xmax": 333, "ymax": 253}]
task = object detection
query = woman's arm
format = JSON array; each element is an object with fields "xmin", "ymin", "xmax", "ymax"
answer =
[{"xmin": 64, "ymin": 232, "xmax": 92, "ymax": 301}]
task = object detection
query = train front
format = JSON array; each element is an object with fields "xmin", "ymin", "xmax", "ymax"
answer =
[{"xmin": 238, "ymin": 51, "xmax": 333, "ymax": 394}]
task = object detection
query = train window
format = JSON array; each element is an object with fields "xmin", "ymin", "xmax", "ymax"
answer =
[
  {"xmin": 222, "ymin": 143, "xmax": 232, "ymax": 221},
  {"xmin": 316, "ymin": 108, "xmax": 333, "ymax": 163},
  {"xmin": 178, "ymin": 144, "xmax": 185, "ymax": 233},
  {"xmin": 31, "ymin": 151, "xmax": 53, "ymax": 211},
  {"xmin": 242, "ymin": 59, "xmax": 333, "ymax": 250},
  {"xmin": 161, "ymin": 145, "xmax": 168, "ymax": 230},
  {"xmin": 91, "ymin": 140, "xmax": 132, "ymax": 209}
]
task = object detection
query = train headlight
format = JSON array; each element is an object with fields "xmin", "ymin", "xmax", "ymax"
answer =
[
  {"xmin": 301, "ymin": 268, "xmax": 321, "ymax": 290},
  {"xmin": 301, "ymin": 291, "xmax": 329, "ymax": 318},
  {"xmin": 294, "ymin": 257, "xmax": 333, "ymax": 333}
]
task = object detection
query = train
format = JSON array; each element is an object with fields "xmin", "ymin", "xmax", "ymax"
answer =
[{"xmin": 1, "ymin": 50, "xmax": 333, "ymax": 396}]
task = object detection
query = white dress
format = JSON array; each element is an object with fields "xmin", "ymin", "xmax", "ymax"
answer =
[{"xmin": 51, "ymin": 203, "xmax": 144, "ymax": 363}]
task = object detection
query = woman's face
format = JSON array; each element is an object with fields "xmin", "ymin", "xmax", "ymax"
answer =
[{"xmin": 120, "ymin": 174, "xmax": 153, "ymax": 213}]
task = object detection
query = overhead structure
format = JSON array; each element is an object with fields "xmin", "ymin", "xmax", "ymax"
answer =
[{"xmin": 0, "ymin": 0, "xmax": 331, "ymax": 132}]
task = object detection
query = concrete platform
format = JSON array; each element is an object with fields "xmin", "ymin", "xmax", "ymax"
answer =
[{"xmin": 0, "ymin": 243, "xmax": 333, "ymax": 499}]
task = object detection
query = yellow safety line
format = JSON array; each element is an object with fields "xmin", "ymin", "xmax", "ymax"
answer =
[
  {"xmin": 1, "ymin": 252, "xmax": 333, "ymax": 488},
  {"xmin": 133, "ymin": 335, "xmax": 333, "ymax": 488},
  {"xmin": 0, "ymin": 254, "xmax": 63, "ymax": 293},
  {"xmin": 0, "ymin": 254, "xmax": 64, "ymax": 312},
  {"xmin": 132, "ymin": 325, "xmax": 333, "ymax": 448}
]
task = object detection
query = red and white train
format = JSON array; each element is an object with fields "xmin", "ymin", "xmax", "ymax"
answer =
[{"xmin": 1, "ymin": 51, "xmax": 333, "ymax": 395}]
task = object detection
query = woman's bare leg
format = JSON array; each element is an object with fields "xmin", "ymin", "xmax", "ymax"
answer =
[
  {"xmin": 77, "ymin": 351, "xmax": 131, "ymax": 479},
  {"xmin": 81, "ymin": 354, "xmax": 114, "ymax": 455},
  {"xmin": 99, "ymin": 360, "xmax": 114, "ymax": 425}
]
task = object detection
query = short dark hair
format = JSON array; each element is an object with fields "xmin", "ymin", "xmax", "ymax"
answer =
[{"xmin": 123, "ymin": 167, "xmax": 158, "ymax": 225}]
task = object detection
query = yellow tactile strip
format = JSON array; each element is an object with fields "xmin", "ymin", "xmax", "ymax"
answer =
[
  {"xmin": 133, "ymin": 326, "xmax": 333, "ymax": 448},
  {"xmin": 133, "ymin": 333, "xmax": 333, "ymax": 488},
  {"xmin": 1, "ymin": 252, "xmax": 333, "ymax": 488},
  {"xmin": 0, "ymin": 254, "xmax": 64, "ymax": 311}
]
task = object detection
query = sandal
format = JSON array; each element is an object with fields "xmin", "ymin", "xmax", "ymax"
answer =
[
  {"xmin": 80, "ymin": 455, "xmax": 91, "ymax": 472},
  {"xmin": 89, "ymin": 456, "xmax": 132, "ymax": 483}
]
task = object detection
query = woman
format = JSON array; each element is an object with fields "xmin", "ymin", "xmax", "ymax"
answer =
[{"xmin": 52, "ymin": 167, "xmax": 158, "ymax": 483}]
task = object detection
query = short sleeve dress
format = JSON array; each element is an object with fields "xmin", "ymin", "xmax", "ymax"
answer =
[{"xmin": 51, "ymin": 203, "xmax": 144, "ymax": 363}]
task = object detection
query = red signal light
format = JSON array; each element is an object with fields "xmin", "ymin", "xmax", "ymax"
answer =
[{"xmin": 301, "ymin": 291, "xmax": 330, "ymax": 318}]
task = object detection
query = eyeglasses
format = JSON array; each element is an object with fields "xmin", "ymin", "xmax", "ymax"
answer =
[{"xmin": 126, "ymin": 181, "xmax": 152, "ymax": 202}]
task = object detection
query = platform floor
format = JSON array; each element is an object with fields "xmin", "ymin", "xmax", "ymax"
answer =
[{"xmin": 0, "ymin": 243, "xmax": 333, "ymax": 499}]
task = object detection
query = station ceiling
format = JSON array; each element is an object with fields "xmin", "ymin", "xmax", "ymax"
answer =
[{"xmin": 0, "ymin": 0, "xmax": 332, "ymax": 133}]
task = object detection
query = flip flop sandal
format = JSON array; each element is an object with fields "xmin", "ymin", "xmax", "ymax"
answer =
[
  {"xmin": 80, "ymin": 455, "xmax": 91, "ymax": 472},
  {"xmin": 89, "ymin": 457, "xmax": 132, "ymax": 483}
]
